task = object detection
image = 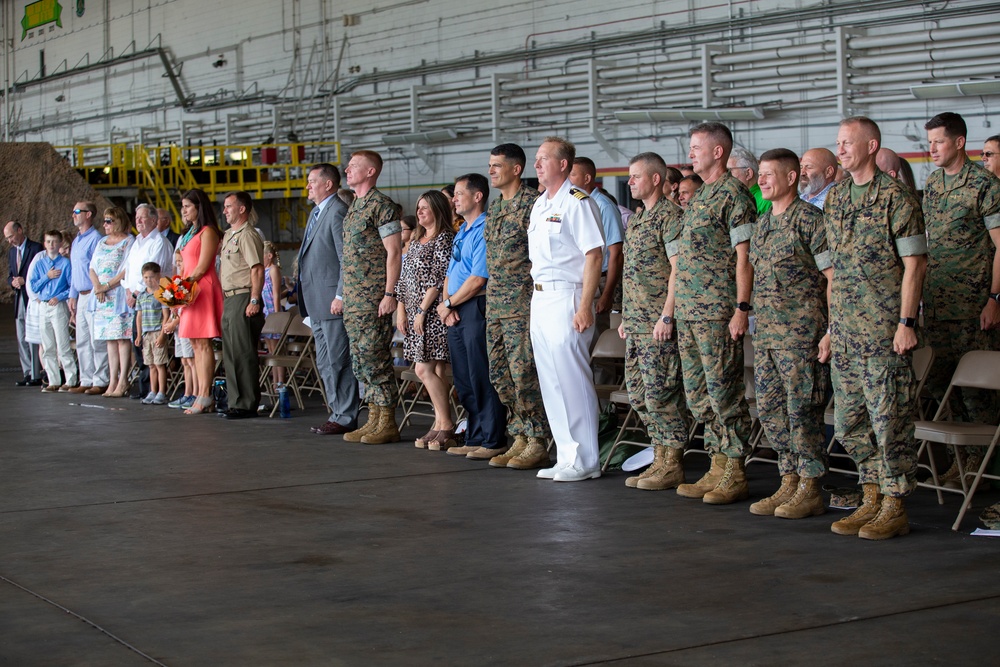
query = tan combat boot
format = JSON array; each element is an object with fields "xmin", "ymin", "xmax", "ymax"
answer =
[
  {"xmin": 677, "ymin": 453, "xmax": 727, "ymax": 498},
  {"xmin": 703, "ymin": 457, "xmax": 750, "ymax": 504},
  {"xmin": 858, "ymin": 496, "xmax": 910, "ymax": 540},
  {"xmin": 361, "ymin": 405, "xmax": 401, "ymax": 444},
  {"xmin": 507, "ymin": 437, "xmax": 550, "ymax": 470},
  {"xmin": 774, "ymin": 477, "xmax": 826, "ymax": 519},
  {"xmin": 626, "ymin": 445, "xmax": 666, "ymax": 488},
  {"xmin": 490, "ymin": 435, "xmax": 527, "ymax": 468},
  {"xmin": 344, "ymin": 405, "xmax": 379, "ymax": 442},
  {"xmin": 749, "ymin": 473, "xmax": 799, "ymax": 516},
  {"xmin": 637, "ymin": 447, "xmax": 685, "ymax": 490},
  {"xmin": 830, "ymin": 483, "xmax": 882, "ymax": 535}
]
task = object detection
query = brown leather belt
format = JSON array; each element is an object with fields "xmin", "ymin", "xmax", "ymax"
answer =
[{"xmin": 78, "ymin": 289, "xmax": 92, "ymax": 295}]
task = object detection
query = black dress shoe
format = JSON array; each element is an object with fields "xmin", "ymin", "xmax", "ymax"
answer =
[
  {"xmin": 223, "ymin": 408, "xmax": 257, "ymax": 420},
  {"xmin": 26, "ymin": 378, "xmax": 44, "ymax": 387},
  {"xmin": 15, "ymin": 376, "xmax": 30, "ymax": 387}
]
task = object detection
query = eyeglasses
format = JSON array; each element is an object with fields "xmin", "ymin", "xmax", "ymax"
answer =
[
  {"xmin": 72, "ymin": 209, "xmax": 84, "ymax": 214},
  {"xmin": 103, "ymin": 219, "xmax": 114, "ymax": 224},
  {"xmin": 452, "ymin": 236, "xmax": 465, "ymax": 262},
  {"xmin": 984, "ymin": 151, "xmax": 997, "ymax": 159}
]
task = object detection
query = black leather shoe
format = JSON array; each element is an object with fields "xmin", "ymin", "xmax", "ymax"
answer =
[
  {"xmin": 15, "ymin": 376, "xmax": 30, "ymax": 387},
  {"xmin": 26, "ymin": 377, "xmax": 44, "ymax": 387},
  {"xmin": 223, "ymin": 408, "xmax": 257, "ymax": 420}
]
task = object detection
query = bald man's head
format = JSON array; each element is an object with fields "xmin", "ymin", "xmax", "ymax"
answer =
[
  {"xmin": 799, "ymin": 148, "xmax": 838, "ymax": 196},
  {"xmin": 876, "ymin": 147, "xmax": 902, "ymax": 178}
]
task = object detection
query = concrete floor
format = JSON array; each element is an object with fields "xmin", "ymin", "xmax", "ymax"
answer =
[{"xmin": 1, "ymin": 311, "xmax": 997, "ymax": 666}]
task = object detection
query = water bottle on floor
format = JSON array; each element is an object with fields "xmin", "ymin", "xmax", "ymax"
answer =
[{"xmin": 278, "ymin": 384, "xmax": 291, "ymax": 419}]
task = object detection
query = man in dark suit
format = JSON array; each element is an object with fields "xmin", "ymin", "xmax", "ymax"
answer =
[
  {"xmin": 299, "ymin": 164, "xmax": 360, "ymax": 435},
  {"xmin": 5, "ymin": 221, "xmax": 44, "ymax": 385}
]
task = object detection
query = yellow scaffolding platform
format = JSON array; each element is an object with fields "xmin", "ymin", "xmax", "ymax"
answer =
[{"xmin": 53, "ymin": 141, "xmax": 341, "ymax": 234}]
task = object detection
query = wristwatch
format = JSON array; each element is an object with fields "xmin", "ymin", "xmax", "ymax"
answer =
[
  {"xmin": 443, "ymin": 298, "xmax": 453, "ymax": 309},
  {"xmin": 384, "ymin": 291, "xmax": 395, "ymax": 298},
  {"xmin": 736, "ymin": 301, "xmax": 752, "ymax": 312},
  {"xmin": 990, "ymin": 292, "xmax": 1000, "ymax": 304},
  {"xmin": 250, "ymin": 297, "xmax": 259, "ymax": 305},
  {"xmin": 899, "ymin": 317, "xmax": 916, "ymax": 328},
  {"xmin": 661, "ymin": 315, "xmax": 673, "ymax": 325},
  {"xmin": 415, "ymin": 306, "xmax": 424, "ymax": 315}
]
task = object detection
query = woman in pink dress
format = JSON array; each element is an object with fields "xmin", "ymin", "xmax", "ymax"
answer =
[{"xmin": 177, "ymin": 189, "xmax": 224, "ymax": 414}]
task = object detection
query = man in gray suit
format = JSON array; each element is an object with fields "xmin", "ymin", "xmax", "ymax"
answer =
[{"xmin": 299, "ymin": 163, "xmax": 360, "ymax": 435}]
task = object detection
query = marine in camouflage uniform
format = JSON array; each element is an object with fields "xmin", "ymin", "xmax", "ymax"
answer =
[
  {"xmin": 671, "ymin": 171, "xmax": 755, "ymax": 461},
  {"xmin": 922, "ymin": 156, "xmax": 1000, "ymax": 432},
  {"xmin": 826, "ymin": 169, "xmax": 927, "ymax": 499},
  {"xmin": 750, "ymin": 196, "xmax": 831, "ymax": 482},
  {"xmin": 483, "ymin": 182, "xmax": 551, "ymax": 458},
  {"xmin": 621, "ymin": 195, "xmax": 691, "ymax": 459},
  {"xmin": 342, "ymin": 188, "xmax": 402, "ymax": 411}
]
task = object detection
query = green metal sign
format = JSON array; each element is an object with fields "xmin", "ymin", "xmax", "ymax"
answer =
[{"xmin": 22, "ymin": 0, "xmax": 63, "ymax": 40}]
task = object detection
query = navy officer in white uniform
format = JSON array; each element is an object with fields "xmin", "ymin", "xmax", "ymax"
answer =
[{"xmin": 528, "ymin": 136, "xmax": 606, "ymax": 481}]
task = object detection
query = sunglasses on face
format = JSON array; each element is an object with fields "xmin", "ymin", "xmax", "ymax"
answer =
[
  {"xmin": 73, "ymin": 209, "xmax": 84, "ymax": 214},
  {"xmin": 103, "ymin": 219, "xmax": 114, "ymax": 224},
  {"xmin": 984, "ymin": 152, "xmax": 997, "ymax": 159}
]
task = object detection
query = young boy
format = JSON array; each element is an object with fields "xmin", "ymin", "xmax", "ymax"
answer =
[
  {"xmin": 134, "ymin": 262, "xmax": 170, "ymax": 404},
  {"xmin": 29, "ymin": 230, "xmax": 78, "ymax": 392}
]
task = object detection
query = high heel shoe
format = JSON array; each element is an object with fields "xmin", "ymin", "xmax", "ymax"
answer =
[
  {"xmin": 184, "ymin": 396, "xmax": 215, "ymax": 415},
  {"xmin": 415, "ymin": 429, "xmax": 439, "ymax": 449},
  {"xmin": 103, "ymin": 385, "xmax": 127, "ymax": 398},
  {"xmin": 426, "ymin": 428, "xmax": 456, "ymax": 451}
]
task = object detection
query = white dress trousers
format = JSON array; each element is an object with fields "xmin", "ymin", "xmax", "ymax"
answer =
[{"xmin": 528, "ymin": 178, "xmax": 606, "ymax": 471}]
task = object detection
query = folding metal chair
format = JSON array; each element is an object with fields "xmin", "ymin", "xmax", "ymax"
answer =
[
  {"xmin": 914, "ymin": 350, "xmax": 1000, "ymax": 530},
  {"xmin": 260, "ymin": 315, "xmax": 328, "ymax": 417},
  {"xmin": 591, "ymin": 327, "xmax": 626, "ymax": 402}
]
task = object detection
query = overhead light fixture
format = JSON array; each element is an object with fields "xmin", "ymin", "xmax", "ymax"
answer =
[
  {"xmin": 382, "ymin": 129, "xmax": 458, "ymax": 145},
  {"xmin": 614, "ymin": 107, "xmax": 767, "ymax": 122},
  {"xmin": 910, "ymin": 79, "xmax": 1000, "ymax": 99}
]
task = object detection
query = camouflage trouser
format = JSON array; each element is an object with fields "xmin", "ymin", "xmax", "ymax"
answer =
[
  {"xmin": 831, "ymin": 352, "xmax": 918, "ymax": 497},
  {"xmin": 343, "ymin": 308, "xmax": 398, "ymax": 407},
  {"xmin": 625, "ymin": 334, "xmax": 691, "ymax": 450},
  {"xmin": 487, "ymin": 316, "xmax": 550, "ymax": 439},
  {"xmin": 925, "ymin": 319, "xmax": 1000, "ymax": 456},
  {"xmin": 754, "ymin": 347, "xmax": 829, "ymax": 479},
  {"xmin": 677, "ymin": 319, "xmax": 752, "ymax": 458}
]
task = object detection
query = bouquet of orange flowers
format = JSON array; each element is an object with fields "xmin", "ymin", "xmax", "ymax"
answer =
[{"xmin": 155, "ymin": 275, "xmax": 200, "ymax": 308}]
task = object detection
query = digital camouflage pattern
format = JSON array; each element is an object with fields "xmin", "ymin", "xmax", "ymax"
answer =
[
  {"xmin": 922, "ymin": 158, "xmax": 1000, "ymax": 437},
  {"xmin": 922, "ymin": 158, "xmax": 1000, "ymax": 322},
  {"xmin": 754, "ymin": 347, "xmax": 828, "ymax": 479},
  {"xmin": 750, "ymin": 197, "xmax": 831, "ymax": 350},
  {"xmin": 832, "ymin": 352, "xmax": 918, "ymax": 497},
  {"xmin": 677, "ymin": 319, "xmax": 752, "ymax": 458},
  {"xmin": 625, "ymin": 334, "xmax": 690, "ymax": 450},
  {"xmin": 621, "ymin": 195, "xmax": 684, "ymax": 335},
  {"xmin": 487, "ymin": 316, "xmax": 550, "ymax": 439},
  {"xmin": 673, "ymin": 172, "xmax": 756, "ymax": 321},
  {"xmin": 483, "ymin": 182, "xmax": 548, "ymax": 439},
  {"xmin": 825, "ymin": 169, "xmax": 926, "ymax": 357},
  {"xmin": 342, "ymin": 187, "xmax": 402, "ymax": 407},
  {"xmin": 484, "ymin": 183, "xmax": 538, "ymax": 320}
]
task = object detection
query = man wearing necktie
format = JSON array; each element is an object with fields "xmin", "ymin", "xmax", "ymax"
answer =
[
  {"xmin": 298, "ymin": 163, "xmax": 359, "ymax": 436},
  {"xmin": 5, "ymin": 220, "xmax": 44, "ymax": 386}
]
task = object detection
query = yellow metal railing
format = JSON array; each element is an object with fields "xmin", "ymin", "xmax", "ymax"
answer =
[{"xmin": 55, "ymin": 141, "xmax": 341, "ymax": 201}]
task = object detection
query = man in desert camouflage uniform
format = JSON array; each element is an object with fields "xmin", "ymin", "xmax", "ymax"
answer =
[
  {"xmin": 482, "ymin": 143, "xmax": 551, "ymax": 470},
  {"xmin": 922, "ymin": 112, "xmax": 1000, "ymax": 482},
  {"xmin": 618, "ymin": 152, "xmax": 691, "ymax": 491},
  {"xmin": 671, "ymin": 122, "xmax": 756, "ymax": 506},
  {"xmin": 747, "ymin": 148, "xmax": 832, "ymax": 520},
  {"xmin": 827, "ymin": 116, "xmax": 927, "ymax": 540},
  {"xmin": 341, "ymin": 150, "xmax": 403, "ymax": 445}
]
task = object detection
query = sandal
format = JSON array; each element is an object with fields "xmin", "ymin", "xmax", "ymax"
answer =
[
  {"xmin": 426, "ymin": 428, "xmax": 456, "ymax": 451},
  {"xmin": 184, "ymin": 396, "xmax": 215, "ymax": 415},
  {"xmin": 415, "ymin": 429, "xmax": 439, "ymax": 449}
]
